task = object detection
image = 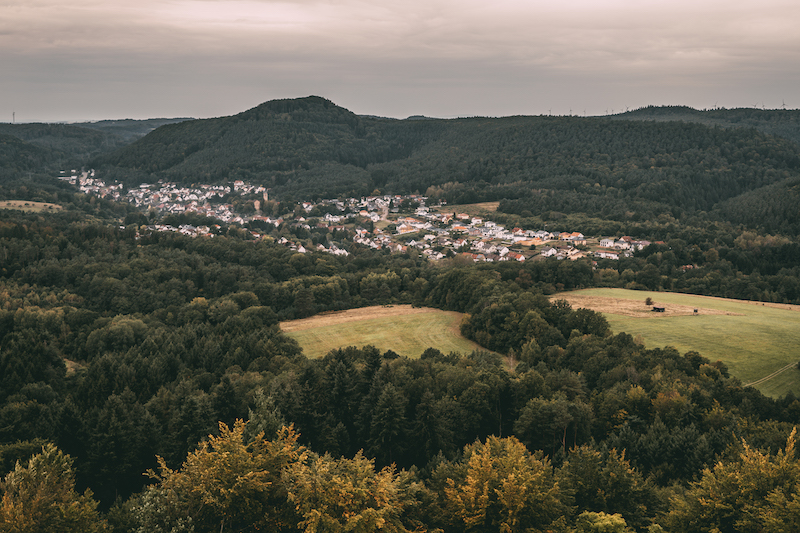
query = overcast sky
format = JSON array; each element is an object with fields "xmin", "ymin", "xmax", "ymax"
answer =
[{"xmin": 2, "ymin": 0, "xmax": 799, "ymax": 122}]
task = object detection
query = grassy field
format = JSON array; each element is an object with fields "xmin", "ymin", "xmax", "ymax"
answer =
[
  {"xmin": 556, "ymin": 288, "xmax": 800, "ymax": 397},
  {"xmin": 0, "ymin": 200, "xmax": 62, "ymax": 212},
  {"xmin": 280, "ymin": 305, "xmax": 484, "ymax": 359},
  {"xmin": 430, "ymin": 201, "xmax": 500, "ymax": 215}
]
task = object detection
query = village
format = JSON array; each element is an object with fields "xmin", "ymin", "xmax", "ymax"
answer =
[{"xmin": 60, "ymin": 171, "xmax": 651, "ymax": 263}]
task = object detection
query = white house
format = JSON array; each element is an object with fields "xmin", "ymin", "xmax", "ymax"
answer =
[
  {"xmin": 595, "ymin": 250, "xmax": 620, "ymax": 260},
  {"xmin": 540, "ymin": 246, "xmax": 557, "ymax": 258}
]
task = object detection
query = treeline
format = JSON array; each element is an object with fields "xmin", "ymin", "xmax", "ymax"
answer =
[
  {"xmin": 487, "ymin": 206, "xmax": 800, "ymax": 304},
  {"xmin": 0, "ymin": 135, "xmax": 58, "ymax": 175},
  {"xmin": 0, "ymin": 123, "xmax": 120, "ymax": 162},
  {"xmin": 0, "ymin": 177, "xmax": 141, "ymax": 223},
  {"xmin": 8, "ymin": 420, "xmax": 800, "ymax": 532}
]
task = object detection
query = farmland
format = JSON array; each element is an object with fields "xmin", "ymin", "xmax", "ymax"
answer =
[
  {"xmin": 429, "ymin": 201, "xmax": 500, "ymax": 215},
  {"xmin": 280, "ymin": 304, "xmax": 484, "ymax": 359},
  {"xmin": 0, "ymin": 200, "xmax": 62, "ymax": 212},
  {"xmin": 556, "ymin": 288, "xmax": 800, "ymax": 397}
]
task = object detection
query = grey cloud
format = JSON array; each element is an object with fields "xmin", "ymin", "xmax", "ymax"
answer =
[{"xmin": 2, "ymin": 0, "xmax": 799, "ymax": 122}]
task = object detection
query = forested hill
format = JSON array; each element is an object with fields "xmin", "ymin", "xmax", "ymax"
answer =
[
  {"xmin": 0, "ymin": 119, "xmax": 194, "ymax": 176},
  {"xmin": 612, "ymin": 105, "xmax": 800, "ymax": 144},
  {"xmin": 93, "ymin": 96, "xmax": 800, "ymax": 233},
  {"xmin": 74, "ymin": 117, "xmax": 193, "ymax": 143},
  {"xmin": 0, "ymin": 133, "xmax": 65, "ymax": 176},
  {"xmin": 0, "ymin": 123, "xmax": 131, "ymax": 165}
]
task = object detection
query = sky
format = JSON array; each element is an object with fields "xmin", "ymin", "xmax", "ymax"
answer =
[{"xmin": 2, "ymin": 0, "xmax": 799, "ymax": 122}]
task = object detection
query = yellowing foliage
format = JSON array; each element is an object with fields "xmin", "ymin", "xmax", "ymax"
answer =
[
  {"xmin": 147, "ymin": 420, "xmax": 303, "ymax": 532},
  {"xmin": 286, "ymin": 450, "xmax": 418, "ymax": 533},
  {"xmin": 0, "ymin": 444, "xmax": 106, "ymax": 533},
  {"xmin": 443, "ymin": 435, "xmax": 565, "ymax": 533}
]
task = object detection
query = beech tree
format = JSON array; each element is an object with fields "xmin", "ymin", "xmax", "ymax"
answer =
[
  {"xmin": 442, "ymin": 435, "xmax": 567, "ymax": 532},
  {"xmin": 285, "ymin": 450, "xmax": 418, "ymax": 533},
  {"xmin": 0, "ymin": 444, "xmax": 106, "ymax": 533},
  {"xmin": 574, "ymin": 511, "xmax": 633, "ymax": 533},
  {"xmin": 665, "ymin": 429, "xmax": 800, "ymax": 533},
  {"xmin": 557, "ymin": 445, "xmax": 658, "ymax": 530},
  {"xmin": 141, "ymin": 420, "xmax": 302, "ymax": 532}
]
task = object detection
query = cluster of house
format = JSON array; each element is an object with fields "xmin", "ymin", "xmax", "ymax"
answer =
[
  {"xmin": 593, "ymin": 236, "xmax": 652, "ymax": 260},
  {"xmin": 60, "ymin": 170, "xmax": 124, "ymax": 199},
  {"xmin": 140, "ymin": 224, "xmax": 217, "ymax": 238},
  {"xmin": 126, "ymin": 182, "xmax": 247, "ymax": 222},
  {"xmin": 59, "ymin": 172, "xmax": 651, "ymax": 263},
  {"xmin": 59, "ymin": 172, "xmax": 266, "ymax": 228}
]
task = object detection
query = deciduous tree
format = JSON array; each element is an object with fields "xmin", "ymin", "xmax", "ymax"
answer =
[
  {"xmin": 0, "ymin": 444, "xmax": 106, "ymax": 533},
  {"xmin": 442, "ymin": 435, "xmax": 566, "ymax": 532}
]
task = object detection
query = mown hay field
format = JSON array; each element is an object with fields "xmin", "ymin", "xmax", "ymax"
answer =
[
  {"xmin": 280, "ymin": 305, "xmax": 484, "ymax": 359},
  {"xmin": 556, "ymin": 288, "xmax": 800, "ymax": 397},
  {"xmin": 0, "ymin": 200, "xmax": 62, "ymax": 212},
  {"xmin": 430, "ymin": 201, "xmax": 500, "ymax": 215}
]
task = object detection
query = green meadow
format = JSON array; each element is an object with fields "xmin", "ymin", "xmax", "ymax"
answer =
[
  {"xmin": 281, "ymin": 306, "xmax": 484, "ymax": 359},
  {"xmin": 0, "ymin": 200, "xmax": 62, "ymax": 212},
  {"xmin": 563, "ymin": 288, "xmax": 800, "ymax": 397}
]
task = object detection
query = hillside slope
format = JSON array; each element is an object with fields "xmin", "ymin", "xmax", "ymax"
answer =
[{"xmin": 0, "ymin": 133, "xmax": 64, "ymax": 178}]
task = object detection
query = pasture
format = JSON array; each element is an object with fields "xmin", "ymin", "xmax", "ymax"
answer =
[
  {"xmin": 0, "ymin": 200, "xmax": 62, "ymax": 212},
  {"xmin": 556, "ymin": 288, "xmax": 800, "ymax": 397},
  {"xmin": 430, "ymin": 201, "xmax": 500, "ymax": 215},
  {"xmin": 280, "ymin": 305, "xmax": 484, "ymax": 359}
]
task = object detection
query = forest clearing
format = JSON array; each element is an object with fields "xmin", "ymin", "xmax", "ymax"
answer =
[
  {"xmin": 0, "ymin": 200, "xmax": 61, "ymax": 212},
  {"xmin": 280, "ymin": 304, "xmax": 483, "ymax": 359}
]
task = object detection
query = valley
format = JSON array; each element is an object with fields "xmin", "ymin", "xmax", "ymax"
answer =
[
  {"xmin": 2, "ymin": 98, "xmax": 800, "ymax": 532},
  {"xmin": 279, "ymin": 304, "xmax": 482, "ymax": 359}
]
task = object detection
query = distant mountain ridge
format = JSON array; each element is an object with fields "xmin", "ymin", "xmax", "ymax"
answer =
[
  {"xmin": 75, "ymin": 118, "xmax": 193, "ymax": 142},
  {"xmin": 0, "ymin": 133, "xmax": 57, "ymax": 176},
  {"xmin": 611, "ymin": 105, "xmax": 800, "ymax": 144},
  {"xmin": 0, "ymin": 123, "xmax": 119, "ymax": 168}
]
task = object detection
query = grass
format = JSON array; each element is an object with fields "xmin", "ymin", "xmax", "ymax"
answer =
[
  {"xmin": 430, "ymin": 201, "xmax": 500, "ymax": 215},
  {"xmin": 0, "ymin": 200, "xmax": 62, "ymax": 212},
  {"xmin": 556, "ymin": 288, "xmax": 800, "ymax": 397},
  {"xmin": 280, "ymin": 305, "xmax": 485, "ymax": 359}
]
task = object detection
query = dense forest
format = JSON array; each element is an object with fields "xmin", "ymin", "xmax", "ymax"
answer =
[
  {"xmin": 611, "ymin": 105, "xmax": 800, "ymax": 144},
  {"xmin": 2, "ymin": 98, "xmax": 800, "ymax": 531},
  {"xmin": 0, "ymin": 182, "xmax": 799, "ymax": 532},
  {"xmin": 0, "ymin": 118, "xmax": 191, "ymax": 174}
]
